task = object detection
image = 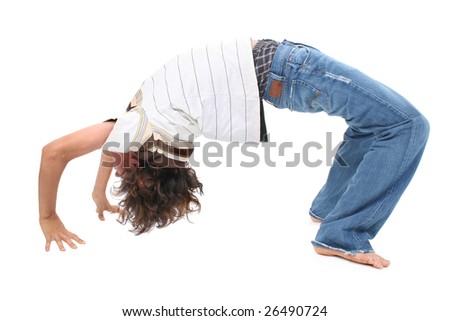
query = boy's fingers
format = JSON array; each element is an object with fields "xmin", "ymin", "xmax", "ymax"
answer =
[
  {"xmin": 56, "ymin": 240, "xmax": 66, "ymax": 252},
  {"xmin": 110, "ymin": 205, "xmax": 120, "ymax": 213},
  {"xmin": 64, "ymin": 238, "xmax": 78, "ymax": 249},
  {"xmin": 71, "ymin": 234, "xmax": 85, "ymax": 245},
  {"xmin": 96, "ymin": 207, "xmax": 105, "ymax": 220}
]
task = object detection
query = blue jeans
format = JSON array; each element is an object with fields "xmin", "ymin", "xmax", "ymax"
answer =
[{"xmin": 264, "ymin": 40, "xmax": 429, "ymax": 254}]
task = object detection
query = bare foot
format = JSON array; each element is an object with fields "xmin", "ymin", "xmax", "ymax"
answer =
[
  {"xmin": 314, "ymin": 246, "xmax": 390, "ymax": 269},
  {"xmin": 310, "ymin": 216, "xmax": 322, "ymax": 223}
]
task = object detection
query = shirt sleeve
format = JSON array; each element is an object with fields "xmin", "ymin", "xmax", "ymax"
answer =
[{"xmin": 102, "ymin": 107, "xmax": 153, "ymax": 153}]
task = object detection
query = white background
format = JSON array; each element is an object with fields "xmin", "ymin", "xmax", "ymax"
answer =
[{"xmin": 1, "ymin": 0, "xmax": 448, "ymax": 320}]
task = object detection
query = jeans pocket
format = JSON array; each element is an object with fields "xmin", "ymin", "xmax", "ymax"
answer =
[
  {"xmin": 288, "ymin": 44, "xmax": 311, "ymax": 66},
  {"xmin": 291, "ymin": 79, "xmax": 330, "ymax": 113},
  {"xmin": 263, "ymin": 72, "xmax": 289, "ymax": 109}
]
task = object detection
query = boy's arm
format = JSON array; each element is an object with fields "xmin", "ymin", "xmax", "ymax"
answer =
[
  {"xmin": 38, "ymin": 121, "xmax": 115, "ymax": 251},
  {"xmin": 92, "ymin": 150, "xmax": 121, "ymax": 221}
]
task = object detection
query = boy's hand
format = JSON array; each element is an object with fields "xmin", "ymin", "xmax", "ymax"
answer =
[
  {"xmin": 92, "ymin": 192, "xmax": 120, "ymax": 221},
  {"xmin": 39, "ymin": 214, "xmax": 85, "ymax": 251}
]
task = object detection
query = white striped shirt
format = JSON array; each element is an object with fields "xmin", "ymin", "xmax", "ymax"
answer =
[{"xmin": 104, "ymin": 38, "xmax": 261, "ymax": 154}]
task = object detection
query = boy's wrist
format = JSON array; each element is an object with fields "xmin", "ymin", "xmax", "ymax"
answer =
[
  {"xmin": 39, "ymin": 210, "xmax": 57, "ymax": 220},
  {"xmin": 92, "ymin": 189, "xmax": 106, "ymax": 198}
]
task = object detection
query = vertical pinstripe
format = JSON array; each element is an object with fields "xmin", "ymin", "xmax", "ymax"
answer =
[
  {"xmin": 151, "ymin": 76, "xmax": 174, "ymax": 126},
  {"xmin": 235, "ymin": 39, "xmax": 248, "ymax": 141},
  {"xmin": 176, "ymin": 55, "xmax": 192, "ymax": 115},
  {"xmin": 205, "ymin": 44, "xmax": 218, "ymax": 139},
  {"xmin": 220, "ymin": 41, "xmax": 233, "ymax": 141},
  {"xmin": 163, "ymin": 65, "xmax": 193, "ymax": 134},
  {"xmin": 190, "ymin": 48, "xmax": 205, "ymax": 132}
]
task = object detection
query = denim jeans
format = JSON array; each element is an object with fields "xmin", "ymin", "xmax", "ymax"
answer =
[{"xmin": 264, "ymin": 40, "xmax": 430, "ymax": 254}]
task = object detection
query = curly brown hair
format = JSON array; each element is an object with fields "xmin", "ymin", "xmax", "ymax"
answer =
[{"xmin": 113, "ymin": 165, "xmax": 203, "ymax": 234}]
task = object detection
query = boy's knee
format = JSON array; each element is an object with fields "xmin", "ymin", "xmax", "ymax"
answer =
[{"xmin": 415, "ymin": 114, "xmax": 430, "ymax": 145}]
